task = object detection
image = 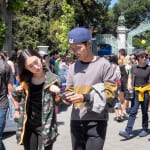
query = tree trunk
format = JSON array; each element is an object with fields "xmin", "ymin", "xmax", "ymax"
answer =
[{"xmin": 0, "ymin": 0, "xmax": 13, "ymax": 57}]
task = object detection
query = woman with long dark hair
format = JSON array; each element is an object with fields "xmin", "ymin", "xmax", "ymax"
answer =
[{"xmin": 12, "ymin": 49, "xmax": 60, "ymax": 150}]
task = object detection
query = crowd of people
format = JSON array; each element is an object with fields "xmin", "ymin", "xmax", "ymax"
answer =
[{"xmin": 0, "ymin": 27, "xmax": 150, "ymax": 150}]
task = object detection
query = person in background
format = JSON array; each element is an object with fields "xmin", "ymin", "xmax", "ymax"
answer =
[
  {"xmin": 129, "ymin": 53, "xmax": 137, "ymax": 66},
  {"xmin": 3, "ymin": 51, "xmax": 15, "ymax": 78},
  {"xmin": 17, "ymin": 49, "xmax": 23, "ymax": 59},
  {"xmin": 0, "ymin": 52, "xmax": 13, "ymax": 150},
  {"xmin": 61, "ymin": 55, "xmax": 74, "ymax": 92},
  {"xmin": 109, "ymin": 55, "xmax": 123, "ymax": 122},
  {"xmin": 118, "ymin": 49, "xmax": 130, "ymax": 119},
  {"xmin": 145, "ymin": 50, "xmax": 150, "ymax": 112},
  {"xmin": 49, "ymin": 54, "xmax": 56, "ymax": 73},
  {"xmin": 43, "ymin": 54, "xmax": 51, "ymax": 68},
  {"xmin": 57, "ymin": 56, "xmax": 68, "ymax": 92},
  {"xmin": 63, "ymin": 27, "xmax": 117, "ymax": 150},
  {"xmin": 146, "ymin": 50, "xmax": 150, "ymax": 65},
  {"xmin": 11, "ymin": 49, "xmax": 23, "ymax": 87},
  {"xmin": 11, "ymin": 49, "xmax": 61, "ymax": 150},
  {"xmin": 119, "ymin": 50, "xmax": 150, "ymax": 139},
  {"xmin": 8, "ymin": 51, "xmax": 19, "ymax": 86},
  {"xmin": 54, "ymin": 54, "xmax": 61, "ymax": 75}
]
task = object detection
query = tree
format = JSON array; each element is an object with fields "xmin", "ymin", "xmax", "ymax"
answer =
[
  {"xmin": 0, "ymin": 0, "xmax": 24, "ymax": 55},
  {"xmin": 0, "ymin": 21, "xmax": 7, "ymax": 48},
  {"xmin": 67, "ymin": 0, "xmax": 111, "ymax": 33},
  {"xmin": 112, "ymin": 0, "xmax": 150, "ymax": 29},
  {"xmin": 108, "ymin": 0, "xmax": 150, "ymax": 50},
  {"xmin": 55, "ymin": 0, "xmax": 75, "ymax": 55},
  {"xmin": 13, "ymin": 0, "xmax": 64, "ymax": 52},
  {"xmin": 10, "ymin": 0, "xmax": 112, "ymax": 54},
  {"xmin": 13, "ymin": 0, "xmax": 49, "ymax": 50}
]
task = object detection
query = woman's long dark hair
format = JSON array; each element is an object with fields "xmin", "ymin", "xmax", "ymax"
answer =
[
  {"xmin": 18, "ymin": 48, "xmax": 42, "ymax": 82},
  {"xmin": 109, "ymin": 54, "xmax": 118, "ymax": 65}
]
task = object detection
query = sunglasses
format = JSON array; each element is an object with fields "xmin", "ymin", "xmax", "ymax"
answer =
[{"xmin": 139, "ymin": 55, "xmax": 148, "ymax": 59}]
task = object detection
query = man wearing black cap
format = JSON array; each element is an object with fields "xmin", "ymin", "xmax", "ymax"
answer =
[{"xmin": 63, "ymin": 27, "xmax": 117, "ymax": 150}]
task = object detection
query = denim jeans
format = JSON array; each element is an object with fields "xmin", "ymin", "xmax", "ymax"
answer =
[
  {"xmin": 125, "ymin": 91, "xmax": 149, "ymax": 134},
  {"xmin": 0, "ymin": 108, "xmax": 7, "ymax": 150}
]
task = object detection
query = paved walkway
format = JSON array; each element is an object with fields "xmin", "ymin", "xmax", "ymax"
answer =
[
  {"xmin": 4, "ymin": 105, "xmax": 150, "ymax": 150},
  {"xmin": 53, "ymin": 105, "xmax": 150, "ymax": 150}
]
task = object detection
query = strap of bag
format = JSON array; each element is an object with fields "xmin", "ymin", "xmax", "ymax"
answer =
[{"xmin": 131, "ymin": 64, "xmax": 137, "ymax": 87}]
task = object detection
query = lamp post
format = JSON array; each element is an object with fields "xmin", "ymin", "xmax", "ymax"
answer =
[
  {"xmin": 117, "ymin": 15, "xmax": 127, "ymax": 52},
  {"xmin": 37, "ymin": 46, "xmax": 49, "ymax": 56}
]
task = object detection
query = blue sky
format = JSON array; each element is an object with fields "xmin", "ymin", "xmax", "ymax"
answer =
[{"xmin": 110, "ymin": 0, "xmax": 118, "ymax": 7}]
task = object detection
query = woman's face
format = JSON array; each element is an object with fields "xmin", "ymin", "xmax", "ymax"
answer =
[
  {"xmin": 138, "ymin": 54, "xmax": 147, "ymax": 65},
  {"xmin": 25, "ymin": 56, "xmax": 43, "ymax": 74}
]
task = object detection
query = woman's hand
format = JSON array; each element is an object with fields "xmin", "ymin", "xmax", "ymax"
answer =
[
  {"xmin": 127, "ymin": 84, "xmax": 133, "ymax": 91},
  {"xmin": 16, "ymin": 85, "xmax": 24, "ymax": 92},
  {"xmin": 49, "ymin": 84, "xmax": 60, "ymax": 94}
]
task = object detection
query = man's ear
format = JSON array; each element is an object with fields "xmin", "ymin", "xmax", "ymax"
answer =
[
  {"xmin": 87, "ymin": 40, "xmax": 92, "ymax": 45},
  {"xmin": 86, "ymin": 40, "xmax": 92, "ymax": 49}
]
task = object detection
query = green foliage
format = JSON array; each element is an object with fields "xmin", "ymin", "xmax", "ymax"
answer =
[
  {"xmin": 8, "ymin": 0, "xmax": 24, "ymax": 12},
  {"xmin": 12, "ymin": 0, "xmax": 111, "ymax": 53},
  {"xmin": 112, "ymin": 0, "xmax": 150, "ymax": 29},
  {"xmin": 107, "ymin": 0, "xmax": 150, "ymax": 47},
  {"xmin": 9, "ymin": 0, "xmax": 150, "ymax": 54},
  {"xmin": 13, "ymin": 14, "xmax": 50, "ymax": 49},
  {"xmin": 0, "ymin": 21, "xmax": 7, "ymax": 48},
  {"xmin": 146, "ymin": 46, "xmax": 150, "ymax": 51},
  {"xmin": 103, "ymin": 9, "xmax": 117, "ymax": 34},
  {"xmin": 67, "ymin": 0, "xmax": 111, "ymax": 33},
  {"xmin": 55, "ymin": 0, "xmax": 75, "ymax": 55},
  {"xmin": 132, "ymin": 30, "xmax": 150, "ymax": 50},
  {"xmin": 133, "ymin": 36, "xmax": 143, "ymax": 49},
  {"xmin": 13, "ymin": 0, "xmax": 51, "ymax": 50}
]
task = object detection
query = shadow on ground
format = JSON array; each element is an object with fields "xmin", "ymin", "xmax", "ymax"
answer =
[
  {"xmin": 120, "ymin": 129, "xmax": 150, "ymax": 141},
  {"xmin": 58, "ymin": 104, "xmax": 70, "ymax": 113},
  {"xmin": 3, "ymin": 132, "xmax": 16, "ymax": 140}
]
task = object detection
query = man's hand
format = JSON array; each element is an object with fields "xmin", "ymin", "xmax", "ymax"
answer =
[{"xmin": 62, "ymin": 92, "xmax": 84, "ymax": 104}]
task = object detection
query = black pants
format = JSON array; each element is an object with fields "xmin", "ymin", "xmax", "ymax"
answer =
[
  {"xmin": 71, "ymin": 120, "xmax": 107, "ymax": 150},
  {"xmin": 23, "ymin": 124, "xmax": 53, "ymax": 150}
]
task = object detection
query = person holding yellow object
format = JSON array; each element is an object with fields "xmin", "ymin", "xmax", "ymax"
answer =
[{"xmin": 119, "ymin": 50, "xmax": 150, "ymax": 139}]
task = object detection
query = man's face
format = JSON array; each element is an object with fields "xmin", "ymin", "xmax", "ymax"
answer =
[{"xmin": 69, "ymin": 42, "xmax": 90, "ymax": 61}]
